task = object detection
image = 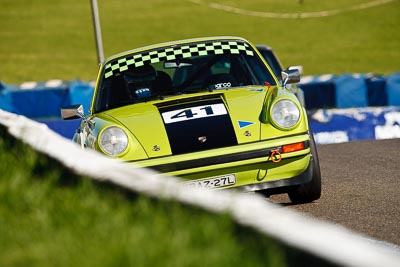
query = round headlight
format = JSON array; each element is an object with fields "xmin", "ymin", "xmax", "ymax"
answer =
[
  {"xmin": 99, "ymin": 126, "xmax": 128, "ymax": 155},
  {"xmin": 271, "ymin": 99, "xmax": 300, "ymax": 129}
]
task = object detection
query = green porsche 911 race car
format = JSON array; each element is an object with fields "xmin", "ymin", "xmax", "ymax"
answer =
[{"xmin": 62, "ymin": 36, "xmax": 321, "ymax": 203}]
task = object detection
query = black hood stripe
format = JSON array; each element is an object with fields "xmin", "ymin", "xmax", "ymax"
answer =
[{"xmin": 158, "ymin": 98, "xmax": 237, "ymax": 155}]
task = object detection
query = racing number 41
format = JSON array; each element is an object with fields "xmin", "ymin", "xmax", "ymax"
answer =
[
  {"xmin": 171, "ymin": 106, "xmax": 214, "ymax": 120},
  {"xmin": 162, "ymin": 103, "xmax": 228, "ymax": 124}
]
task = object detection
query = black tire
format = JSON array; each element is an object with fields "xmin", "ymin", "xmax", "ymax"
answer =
[{"xmin": 288, "ymin": 130, "xmax": 322, "ymax": 204}]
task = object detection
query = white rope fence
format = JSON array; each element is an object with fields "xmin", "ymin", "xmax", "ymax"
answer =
[
  {"xmin": 188, "ymin": 0, "xmax": 398, "ymax": 19},
  {"xmin": 1, "ymin": 109, "xmax": 399, "ymax": 267}
]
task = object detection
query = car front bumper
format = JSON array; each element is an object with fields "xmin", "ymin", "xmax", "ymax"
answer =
[{"xmin": 129, "ymin": 133, "xmax": 312, "ymax": 190}]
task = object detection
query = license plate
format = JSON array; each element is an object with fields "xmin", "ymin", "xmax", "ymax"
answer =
[{"xmin": 183, "ymin": 174, "xmax": 236, "ymax": 189}]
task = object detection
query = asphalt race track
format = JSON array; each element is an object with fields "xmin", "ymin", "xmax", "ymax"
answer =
[{"xmin": 269, "ymin": 138, "xmax": 400, "ymax": 246}]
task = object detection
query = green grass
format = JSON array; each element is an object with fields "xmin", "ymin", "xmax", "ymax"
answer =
[
  {"xmin": 0, "ymin": 121, "xmax": 342, "ymax": 267},
  {"xmin": 0, "ymin": 125, "xmax": 341, "ymax": 267},
  {"xmin": 0, "ymin": 126, "xmax": 291, "ymax": 266},
  {"xmin": 0, "ymin": 0, "xmax": 399, "ymax": 83}
]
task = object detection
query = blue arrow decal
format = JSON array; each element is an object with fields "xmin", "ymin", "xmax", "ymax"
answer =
[{"xmin": 238, "ymin": 121, "xmax": 255, "ymax": 128}]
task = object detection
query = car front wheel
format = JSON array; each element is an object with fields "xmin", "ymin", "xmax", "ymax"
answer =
[{"xmin": 288, "ymin": 130, "xmax": 321, "ymax": 204}]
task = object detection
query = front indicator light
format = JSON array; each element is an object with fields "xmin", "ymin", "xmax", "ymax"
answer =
[
  {"xmin": 99, "ymin": 126, "xmax": 128, "ymax": 156},
  {"xmin": 282, "ymin": 142, "xmax": 305, "ymax": 153}
]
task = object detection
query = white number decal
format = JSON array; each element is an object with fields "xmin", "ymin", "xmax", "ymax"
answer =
[{"xmin": 162, "ymin": 103, "xmax": 227, "ymax": 124}]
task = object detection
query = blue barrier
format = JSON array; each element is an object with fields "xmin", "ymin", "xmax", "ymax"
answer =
[
  {"xmin": 298, "ymin": 75, "xmax": 336, "ymax": 109},
  {"xmin": 68, "ymin": 80, "xmax": 94, "ymax": 110},
  {"xmin": 299, "ymin": 72, "xmax": 400, "ymax": 110},
  {"xmin": 309, "ymin": 107, "xmax": 400, "ymax": 144},
  {"xmin": 365, "ymin": 73, "xmax": 387, "ymax": 106},
  {"xmin": 387, "ymin": 72, "xmax": 400, "ymax": 106},
  {"xmin": 11, "ymin": 87, "xmax": 70, "ymax": 118},
  {"xmin": 0, "ymin": 79, "xmax": 93, "ymax": 139},
  {"xmin": 0, "ymin": 83, "xmax": 15, "ymax": 113},
  {"xmin": 0, "ymin": 80, "xmax": 94, "ymax": 119},
  {"xmin": 39, "ymin": 119, "xmax": 81, "ymax": 139},
  {"xmin": 333, "ymin": 74, "xmax": 368, "ymax": 108}
]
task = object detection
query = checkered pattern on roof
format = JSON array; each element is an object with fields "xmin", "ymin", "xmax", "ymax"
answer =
[{"xmin": 104, "ymin": 41, "xmax": 254, "ymax": 78}]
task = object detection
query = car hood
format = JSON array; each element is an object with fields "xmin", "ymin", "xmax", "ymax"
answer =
[{"xmin": 102, "ymin": 86, "xmax": 271, "ymax": 158}]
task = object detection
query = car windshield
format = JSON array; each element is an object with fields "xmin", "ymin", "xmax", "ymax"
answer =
[{"xmin": 94, "ymin": 40, "xmax": 276, "ymax": 112}]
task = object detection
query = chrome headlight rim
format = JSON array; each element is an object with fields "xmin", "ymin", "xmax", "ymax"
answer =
[
  {"xmin": 98, "ymin": 126, "xmax": 129, "ymax": 156},
  {"xmin": 270, "ymin": 99, "xmax": 301, "ymax": 130}
]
